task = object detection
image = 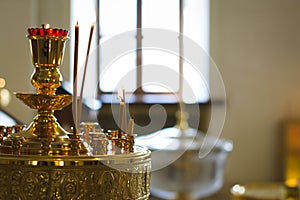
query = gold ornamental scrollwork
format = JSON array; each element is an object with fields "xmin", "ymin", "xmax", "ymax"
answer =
[
  {"xmin": 0, "ymin": 165, "xmax": 150, "ymax": 200},
  {"xmin": 0, "ymin": 151, "xmax": 151, "ymax": 200}
]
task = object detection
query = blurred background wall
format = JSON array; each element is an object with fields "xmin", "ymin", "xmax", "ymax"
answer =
[{"xmin": 1, "ymin": 0, "xmax": 300, "ymax": 185}]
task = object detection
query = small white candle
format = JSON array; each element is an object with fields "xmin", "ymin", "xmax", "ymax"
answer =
[
  {"xmin": 128, "ymin": 117, "xmax": 134, "ymax": 136},
  {"xmin": 122, "ymin": 89, "xmax": 126, "ymax": 129},
  {"xmin": 118, "ymin": 89, "xmax": 127, "ymax": 132},
  {"xmin": 118, "ymin": 101, "xmax": 124, "ymax": 131}
]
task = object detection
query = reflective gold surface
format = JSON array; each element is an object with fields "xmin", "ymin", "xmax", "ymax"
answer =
[
  {"xmin": 0, "ymin": 146, "xmax": 151, "ymax": 200},
  {"xmin": 7, "ymin": 30, "xmax": 78, "ymax": 156},
  {"xmin": 15, "ymin": 93, "xmax": 72, "ymax": 110},
  {"xmin": 28, "ymin": 34, "xmax": 67, "ymax": 95},
  {"xmin": 0, "ymin": 25, "xmax": 151, "ymax": 199}
]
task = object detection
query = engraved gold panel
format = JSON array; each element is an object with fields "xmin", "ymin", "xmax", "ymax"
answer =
[{"xmin": 0, "ymin": 147, "xmax": 151, "ymax": 200}]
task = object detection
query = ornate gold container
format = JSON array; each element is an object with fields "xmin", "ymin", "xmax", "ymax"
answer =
[
  {"xmin": 0, "ymin": 25, "xmax": 151, "ymax": 200},
  {"xmin": 0, "ymin": 147, "xmax": 151, "ymax": 200}
]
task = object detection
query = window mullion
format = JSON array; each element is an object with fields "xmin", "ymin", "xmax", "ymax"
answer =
[
  {"xmin": 179, "ymin": 0, "xmax": 184, "ymax": 101},
  {"xmin": 136, "ymin": 0, "xmax": 142, "ymax": 93}
]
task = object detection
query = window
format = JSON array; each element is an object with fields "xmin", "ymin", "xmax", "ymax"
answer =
[{"xmin": 71, "ymin": 0, "xmax": 210, "ymax": 104}]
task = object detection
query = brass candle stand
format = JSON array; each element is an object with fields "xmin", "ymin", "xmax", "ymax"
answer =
[{"xmin": 0, "ymin": 25, "xmax": 151, "ymax": 200}]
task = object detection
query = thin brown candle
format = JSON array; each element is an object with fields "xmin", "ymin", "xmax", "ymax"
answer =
[
  {"xmin": 73, "ymin": 21, "xmax": 79, "ymax": 134},
  {"xmin": 74, "ymin": 22, "xmax": 79, "ymax": 83},
  {"xmin": 79, "ymin": 24, "xmax": 94, "ymax": 99},
  {"xmin": 78, "ymin": 24, "xmax": 94, "ymax": 123}
]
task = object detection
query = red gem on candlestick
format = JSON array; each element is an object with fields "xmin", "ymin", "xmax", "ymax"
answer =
[
  {"xmin": 45, "ymin": 28, "xmax": 51, "ymax": 35},
  {"xmin": 59, "ymin": 29, "xmax": 64, "ymax": 36},
  {"xmin": 27, "ymin": 25, "xmax": 68, "ymax": 37},
  {"xmin": 39, "ymin": 28, "xmax": 44, "ymax": 36},
  {"xmin": 48, "ymin": 28, "xmax": 53, "ymax": 35},
  {"xmin": 63, "ymin": 30, "xmax": 68, "ymax": 36},
  {"xmin": 33, "ymin": 28, "xmax": 38, "ymax": 36},
  {"xmin": 27, "ymin": 28, "xmax": 32, "ymax": 35},
  {"xmin": 54, "ymin": 29, "xmax": 59, "ymax": 36}
]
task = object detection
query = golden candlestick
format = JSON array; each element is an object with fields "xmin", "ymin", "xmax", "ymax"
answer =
[
  {"xmin": 0, "ymin": 25, "xmax": 151, "ymax": 199},
  {"xmin": 7, "ymin": 25, "xmax": 79, "ymax": 155}
]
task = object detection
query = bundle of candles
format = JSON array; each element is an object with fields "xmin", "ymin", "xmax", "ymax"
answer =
[
  {"xmin": 72, "ymin": 23, "xmax": 136, "ymax": 154},
  {"xmin": 78, "ymin": 88, "xmax": 136, "ymax": 154},
  {"xmin": 80, "ymin": 121, "xmax": 135, "ymax": 155}
]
